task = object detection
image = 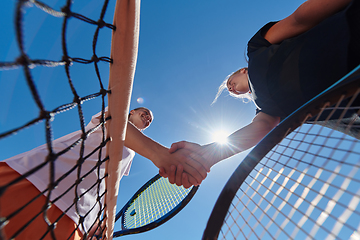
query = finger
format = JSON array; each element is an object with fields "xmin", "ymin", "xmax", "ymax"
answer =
[
  {"xmin": 175, "ymin": 164, "xmax": 184, "ymax": 186},
  {"xmin": 159, "ymin": 167, "xmax": 167, "ymax": 178},
  {"xmin": 187, "ymin": 174, "xmax": 199, "ymax": 186},
  {"xmin": 183, "ymin": 158, "xmax": 208, "ymax": 184},
  {"xmin": 182, "ymin": 173, "xmax": 191, "ymax": 189},
  {"xmin": 168, "ymin": 165, "xmax": 176, "ymax": 184},
  {"xmin": 189, "ymin": 152, "xmax": 211, "ymax": 173},
  {"xmin": 169, "ymin": 141, "xmax": 187, "ymax": 153}
]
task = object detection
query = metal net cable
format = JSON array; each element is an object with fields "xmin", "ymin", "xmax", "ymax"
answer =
[{"xmin": 0, "ymin": 0, "xmax": 116, "ymax": 239}]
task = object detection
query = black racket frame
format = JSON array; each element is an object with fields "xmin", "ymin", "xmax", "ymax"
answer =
[
  {"xmin": 202, "ymin": 66, "xmax": 360, "ymax": 239},
  {"xmin": 113, "ymin": 174, "xmax": 199, "ymax": 237}
]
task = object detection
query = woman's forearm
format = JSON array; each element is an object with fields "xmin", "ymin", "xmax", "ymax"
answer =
[
  {"xmin": 124, "ymin": 122, "xmax": 208, "ymax": 184},
  {"xmin": 265, "ymin": 0, "xmax": 351, "ymax": 44},
  {"xmin": 124, "ymin": 122, "xmax": 169, "ymax": 166},
  {"xmin": 202, "ymin": 113, "xmax": 279, "ymax": 167}
]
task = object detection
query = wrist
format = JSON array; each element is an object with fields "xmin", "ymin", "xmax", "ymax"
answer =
[
  {"xmin": 203, "ymin": 142, "xmax": 239, "ymax": 167},
  {"xmin": 201, "ymin": 143, "xmax": 222, "ymax": 168},
  {"xmin": 147, "ymin": 143, "xmax": 169, "ymax": 168}
]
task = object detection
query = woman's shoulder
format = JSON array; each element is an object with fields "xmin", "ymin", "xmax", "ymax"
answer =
[{"xmin": 248, "ymin": 22, "xmax": 278, "ymax": 53}]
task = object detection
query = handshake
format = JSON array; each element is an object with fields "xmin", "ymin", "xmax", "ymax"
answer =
[{"xmin": 158, "ymin": 141, "xmax": 222, "ymax": 189}]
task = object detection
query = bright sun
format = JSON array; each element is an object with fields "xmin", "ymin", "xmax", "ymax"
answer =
[{"xmin": 212, "ymin": 130, "xmax": 229, "ymax": 144}]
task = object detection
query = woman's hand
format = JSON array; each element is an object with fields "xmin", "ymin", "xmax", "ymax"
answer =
[
  {"xmin": 123, "ymin": 122, "xmax": 208, "ymax": 186},
  {"xmin": 159, "ymin": 141, "xmax": 212, "ymax": 188},
  {"xmin": 157, "ymin": 146, "xmax": 208, "ymax": 188},
  {"xmin": 160, "ymin": 112, "xmax": 280, "ymax": 187}
]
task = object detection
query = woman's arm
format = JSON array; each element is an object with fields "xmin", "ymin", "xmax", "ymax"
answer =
[
  {"xmin": 164, "ymin": 112, "xmax": 280, "ymax": 186},
  {"xmin": 210, "ymin": 112, "xmax": 280, "ymax": 164},
  {"xmin": 265, "ymin": 0, "xmax": 351, "ymax": 44},
  {"xmin": 176, "ymin": 112, "xmax": 279, "ymax": 167},
  {"xmin": 123, "ymin": 122, "xmax": 208, "ymax": 185}
]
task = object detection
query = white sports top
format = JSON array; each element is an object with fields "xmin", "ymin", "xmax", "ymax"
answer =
[{"xmin": 4, "ymin": 109, "xmax": 135, "ymax": 233}]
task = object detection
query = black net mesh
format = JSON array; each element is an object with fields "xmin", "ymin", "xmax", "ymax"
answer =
[{"xmin": 0, "ymin": 0, "xmax": 117, "ymax": 239}]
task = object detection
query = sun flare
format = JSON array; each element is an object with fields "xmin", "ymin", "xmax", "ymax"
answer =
[{"xmin": 212, "ymin": 130, "xmax": 229, "ymax": 145}]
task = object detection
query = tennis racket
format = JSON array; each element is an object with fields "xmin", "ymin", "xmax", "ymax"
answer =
[
  {"xmin": 113, "ymin": 174, "xmax": 199, "ymax": 237},
  {"xmin": 203, "ymin": 65, "xmax": 360, "ymax": 240}
]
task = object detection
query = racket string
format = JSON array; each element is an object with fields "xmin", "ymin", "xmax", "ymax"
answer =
[
  {"xmin": 123, "ymin": 177, "xmax": 192, "ymax": 229},
  {"xmin": 220, "ymin": 123, "xmax": 360, "ymax": 239}
]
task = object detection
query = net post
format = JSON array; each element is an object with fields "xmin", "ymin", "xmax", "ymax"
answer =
[{"xmin": 105, "ymin": 0, "xmax": 141, "ymax": 239}]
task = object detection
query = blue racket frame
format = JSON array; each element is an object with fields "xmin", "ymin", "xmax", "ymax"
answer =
[{"xmin": 113, "ymin": 174, "xmax": 199, "ymax": 237}]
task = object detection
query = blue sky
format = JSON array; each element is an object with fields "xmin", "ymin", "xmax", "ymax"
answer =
[{"xmin": 0, "ymin": 0, "xmax": 304, "ymax": 239}]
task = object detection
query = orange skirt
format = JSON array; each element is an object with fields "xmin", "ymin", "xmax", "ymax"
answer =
[{"xmin": 0, "ymin": 162, "xmax": 83, "ymax": 240}]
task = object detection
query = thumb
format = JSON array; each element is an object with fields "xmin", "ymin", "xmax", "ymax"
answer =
[
  {"xmin": 159, "ymin": 167, "xmax": 168, "ymax": 178},
  {"xmin": 169, "ymin": 141, "xmax": 187, "ymax": 153}
]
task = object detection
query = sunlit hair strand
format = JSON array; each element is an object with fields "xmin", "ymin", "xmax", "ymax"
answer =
[{"xmin": 212, "ymin": 67, "xmax": 253, "ymax": 105}]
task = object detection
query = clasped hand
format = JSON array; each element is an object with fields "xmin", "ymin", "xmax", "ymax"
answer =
[{"xmin": 159, "ymin": 141, "xmax": 211, "ymax": 188}]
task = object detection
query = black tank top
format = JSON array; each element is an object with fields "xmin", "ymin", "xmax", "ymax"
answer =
[{"xmin": 247, "ymin": 0, "xmax": 360, "ymax": 120}]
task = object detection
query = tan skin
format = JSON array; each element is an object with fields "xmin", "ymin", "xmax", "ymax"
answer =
[
  {"xmin": 88, "ymin": 108, "xmax": 206, "ymax": 238},
  {"xmin": 128, "ymin": 108, "xmax": 153, "ymax": 130},
  {"xmin": 160, "ymin": 0, "xmax": 352, "ymax": 188},
  {"xmin": 117, "ymin": 108, "xmax": 207, "ymax": 186},
  {"xmin": 227, "ymin": 68, "xmax": 250, "ymax": 95}
]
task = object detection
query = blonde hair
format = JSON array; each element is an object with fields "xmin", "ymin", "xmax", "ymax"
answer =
[{"xmin": 212, "ymin": 67, "xmax": 253, "ymax": 105}]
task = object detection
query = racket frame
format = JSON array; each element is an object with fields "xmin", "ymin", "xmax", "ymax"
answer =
[
  {"xmin": 113, "ymin": 174, "xmax": 199, "ymax": 237},
  {"xmin": 202, "ymin": 66, "xmax": 360, "ymax": 239}
]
